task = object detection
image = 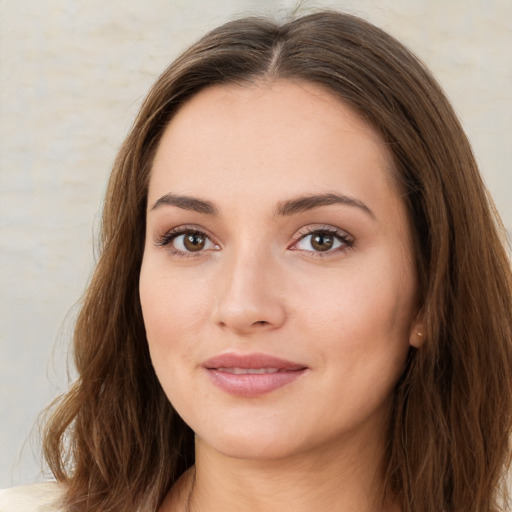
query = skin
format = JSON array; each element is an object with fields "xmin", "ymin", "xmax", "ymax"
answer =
[{"xmin": 139, "ymin": 80, "xmax": 421, "ymax": 512}]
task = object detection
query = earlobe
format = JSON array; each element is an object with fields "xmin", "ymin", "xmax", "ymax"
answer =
[{"xmin": 409, "ymin": 321, "xmax": 425, "ymax": 348}]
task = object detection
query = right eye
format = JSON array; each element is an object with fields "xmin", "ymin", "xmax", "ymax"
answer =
[
  {"xmin": 172, "ymin": 231, "xmax": 215, "ymax": 252},
  {"xmin": 157, "ymin": 227, "xmax": 219, "ymax": 256}
]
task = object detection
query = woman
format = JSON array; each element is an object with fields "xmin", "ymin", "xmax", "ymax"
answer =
[{"xmin": 1, "ymin": 10, "xmax": 511, "ymax": 512}]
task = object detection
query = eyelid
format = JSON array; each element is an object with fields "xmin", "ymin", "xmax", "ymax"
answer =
[
  {"xmin": 154, "ymin": 224, "xmax": 220, "ymax": 256},
  {"xmin": 153, "ymin": 223, "xmax": 353, "ymax": 257},
  {"xmin": 289, "ymin": 224, "xmax": 354, "ymax": 254}
]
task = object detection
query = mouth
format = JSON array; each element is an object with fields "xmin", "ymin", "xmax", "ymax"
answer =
[
  {"xmin": 202, "ymin": 353, "xmax": 308, "ymax": 397},
  {"xmin": 215, "ymin": 367, "xmax": 283, "ymax": 374}
]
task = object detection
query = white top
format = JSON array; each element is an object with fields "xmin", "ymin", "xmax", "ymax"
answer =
[{"xmin": 0, "ymin": 482, "xmax": 64, "ymax": 512}]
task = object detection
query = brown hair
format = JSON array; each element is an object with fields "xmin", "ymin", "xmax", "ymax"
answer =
[{"xmin": 43, "ymin": 10, "xmax": 512, "ymax": 512}]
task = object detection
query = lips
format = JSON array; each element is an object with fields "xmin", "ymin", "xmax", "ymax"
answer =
[
  {"xmin": 215, "ymin": 367, "xmax": 281, "ymax": 374},
  {"xmin": 203, "ymin": 353, "xmax": 308, "ymax": 397}
]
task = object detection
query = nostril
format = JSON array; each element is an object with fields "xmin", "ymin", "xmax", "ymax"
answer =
[{"xmin": 253, "ymin": 320, "xmax": 269, "ymax": 326}]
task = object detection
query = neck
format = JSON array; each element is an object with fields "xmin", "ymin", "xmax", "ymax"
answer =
[{"xmin": 175, "ymin": 431, "xmax": 397, "ymax": 512}]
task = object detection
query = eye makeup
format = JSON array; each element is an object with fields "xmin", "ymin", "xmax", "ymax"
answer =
[
  {"xmin": 154, "ymin": 222, "xmax": 354, "ymax": 260},
  {"xmin": 289, "ymin": 224, "xmax": 355, "ymax": 258},
  {"xmin": 154, "ymin": 224, "xmax": 220, "ymax": 258}
]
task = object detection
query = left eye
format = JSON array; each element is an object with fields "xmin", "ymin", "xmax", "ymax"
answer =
[{"xmin": 293, "ymin": 231, "xmax": 348, "ymax": 252}]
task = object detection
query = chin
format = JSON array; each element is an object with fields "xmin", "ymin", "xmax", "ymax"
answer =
[
  {"xmin": 187, "ymin": 410, "xmax": 308, "ymax": 461},
  {"xmin": 196, "ymin": 429, "xmax": 307, "ymax": 461}
]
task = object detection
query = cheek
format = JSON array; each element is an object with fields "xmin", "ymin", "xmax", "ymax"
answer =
[
  {"xmin": 293, "ymin": 265, "xmax": 413, "ymax": 433},
  {"xmin": 298, "ymin": 266, "xmax": 412, "ymax": 336},
  {"xmin": 139, "ymin": 260, "xmax": 212, "ymax": 397},
  {"xmin": 293, "ymin": 250, "xmax": 415, "ymax": 374},
  {"xmin": 140, "ymin": 261, "xmax": 210, "ymax": 343}
]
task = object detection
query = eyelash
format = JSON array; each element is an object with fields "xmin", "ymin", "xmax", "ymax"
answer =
[
  {"xmin": 155, "ymin": 225, "xmax": 217, "ymax": 258},
  {"xmin": 290, "ymin": 226, "xmax": 354, "ymax": 257},
  {"xmin": 155, "ymin": 225, "xmax": 354, "ymax": 258}
]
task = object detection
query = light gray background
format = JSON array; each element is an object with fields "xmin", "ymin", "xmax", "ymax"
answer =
[{"xmin": 1, "ymin": 0, "xmax": 511, "ymax": 488}]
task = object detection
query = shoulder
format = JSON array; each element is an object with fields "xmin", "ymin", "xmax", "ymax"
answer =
[{"xmin": 0, "ymin": 482, "xmax": 65, "ymax": 512}]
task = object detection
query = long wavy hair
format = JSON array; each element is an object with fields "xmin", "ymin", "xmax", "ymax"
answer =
[{"xmin": 42, "ymin": 10, "xmax": 512, "ymax": 512}]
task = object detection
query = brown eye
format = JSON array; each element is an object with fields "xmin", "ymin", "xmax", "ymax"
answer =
[
  {"xmin": 182, "ymin": 232, "xmax": 206, "ymax": 252},
  {"xmin": 310, "ymin": 233, "xmax": 334, "ymax": 252},
  {"xmin": 293, "ymin": 229, "xmax": 350, "ymax": 254},
  {"xmin": 166, "ymin": 230, "xmax": 217, "ymax": 254}
]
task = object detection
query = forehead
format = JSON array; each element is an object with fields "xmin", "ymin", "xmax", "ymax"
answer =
[{"xmin": 148, "ymin": 80, "xmax": 399, "ymax": 217}]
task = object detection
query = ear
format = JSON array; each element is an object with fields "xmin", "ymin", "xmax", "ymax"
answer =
[{"xmin": 409, "ymin": 318, "xmax": 425, "ymax": 348}]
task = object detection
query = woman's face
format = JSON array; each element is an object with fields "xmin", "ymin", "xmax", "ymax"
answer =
[{"xmin": 140, "ymin": 81, "xmax": 419, "ymax": 461}]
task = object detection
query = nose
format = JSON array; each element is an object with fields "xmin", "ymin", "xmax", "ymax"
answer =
[{"xmin": 213, "ymin": 247, "xmax": 287, "ymax": 335}]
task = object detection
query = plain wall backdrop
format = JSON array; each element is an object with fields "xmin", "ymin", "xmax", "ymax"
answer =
[{"xmin": 1, "ymin": 0, "xmax": 511, "ymax": 488}]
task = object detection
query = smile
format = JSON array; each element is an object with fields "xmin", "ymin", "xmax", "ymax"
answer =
[{"xmin": 203, "ymin": 353, "xmax": 308, "ymax": 397}]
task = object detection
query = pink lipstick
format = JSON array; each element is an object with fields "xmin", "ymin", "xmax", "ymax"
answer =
[{"xmin": 203, "ymin": 353, "xmax": 307, "ymax": 397}]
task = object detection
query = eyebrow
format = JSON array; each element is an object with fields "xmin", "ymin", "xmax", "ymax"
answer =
[
  {"xmin": 275, "ymin": 193, "xmax": 375, "ymax": 219},
  {"xmin": 150, "ymin": 193, "xmax": 219, "ymax": 215},
  {"xmin": 150, "ymin": 192, "xmax": 374, "ymax": 219}
]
